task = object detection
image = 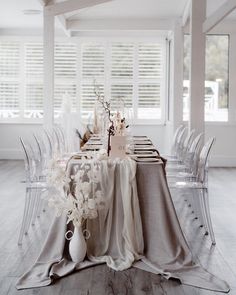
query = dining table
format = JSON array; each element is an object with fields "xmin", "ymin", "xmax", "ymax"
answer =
[{"xmin": 16, "ymin": 135, "xmax": 229, "ymax": 293}]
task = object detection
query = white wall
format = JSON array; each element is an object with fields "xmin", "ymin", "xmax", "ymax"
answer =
[
  {"xmin": 0, "ymin": 124, "xmax": 42, "ymax": 159},
  {"xmin": 0, "ymin": 123, "xmax": 169, "ymax": 159},
  {"xmin": 1, "ymin": 122, "xmax": 236, "ymax": 167},
  {"xmin": 206, "ymin": 123, "xmax": 236, "ymax": 167}
]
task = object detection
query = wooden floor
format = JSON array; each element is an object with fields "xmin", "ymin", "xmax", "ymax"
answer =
[{"xmin": 0, "ymin": 160, "xmax": 236, "ymax": 294}]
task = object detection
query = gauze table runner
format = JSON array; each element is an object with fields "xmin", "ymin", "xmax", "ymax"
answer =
[{"xmin": 16, "ymin": 158, "xmax": 229, "ymax": 292}]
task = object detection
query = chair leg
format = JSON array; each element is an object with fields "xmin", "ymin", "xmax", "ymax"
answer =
[
  {"xmin": 202, "ymin": 189, "xmax": 216, "ymax": 245},
  {"xmin": 36, "ymin": 188, "xmax": 48, "ymax": 217},
  {"xmin": 31, "ymin": 189, "xmax": 40, "ymax": 226},
  {"xmin": 193, "ymin": 190, "xmax": 205, "ymax": 227},
  {"xmin": 18, "ymin": 188, "xmax": 31, "ymax": 245},
  {"xmin": 24, "ymin": 189, "xmax": 36, "ymax": 235},
  {"xmin": 198, "ymin": 189, "xmax": 209, "ymax": 235}
]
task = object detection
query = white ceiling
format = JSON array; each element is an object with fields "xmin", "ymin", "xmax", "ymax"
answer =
[
  {"xmin": 0, "ymin": 0, "xmax": 43, "ymax": 29},
  {"xmin": 65, "ymin": 0, "xmax": 187, "ymax": 20},
  {"xmin": 0, "ymin": 0, "xmax": 235, "ymax": 31}
]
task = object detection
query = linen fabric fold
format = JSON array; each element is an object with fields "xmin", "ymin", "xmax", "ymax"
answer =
[{"xmin": 16, "ymin": 159, "xmax": 229, "ymax": 293}]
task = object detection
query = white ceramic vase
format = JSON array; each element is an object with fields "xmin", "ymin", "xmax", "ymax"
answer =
[{"xmin": 69, "ymin": 226, "xmax": 87, "ymax": 263}]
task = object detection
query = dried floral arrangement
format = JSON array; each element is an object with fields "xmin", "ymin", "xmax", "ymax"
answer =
[
  {"xmin": 46, "ymin": 151, "xmax": 107, "ymax": 237},
  {"xmin": 93, "ymin": 83, "xmax": 129, "ymax": 155}
]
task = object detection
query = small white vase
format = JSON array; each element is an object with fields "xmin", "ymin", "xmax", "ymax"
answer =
[{"xmin": 69, "ymin": 226, "xmax": 87, "ymax": 263}]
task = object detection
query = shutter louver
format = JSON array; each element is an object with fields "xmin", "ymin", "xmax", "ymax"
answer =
[
  {"xmin": 24, "ymin": 43, "xmax": 43, "ymax": 118},
  {"xmin": 138, "ymin": 43, "xmax": 163, "ymax": 119},
  {"xmin": 55, "ymin": 43, "xmax": 77, "ymax": 79},
  {"xmin": 111, "ymin": 43, "xmax": 134, "ymax": 78},
  {"xmin": 81, "ymin": 83, "xmax": 104, "ymax": 118},
  {"xmin": 82, "ymin": 44, "xmax": 105, "ymax": 78},
  {"xmin": 0, "ymin": 42, "xmax": 20, "ymax": 118},
  {"xmin": 111, "ymin": 84, "xmax": 133, "ymax": 109},
  {"xmin": 138, "ymin": 43, "xmax": 162, "ymax": 79},
  {"xmin": 54, "ymin": 43, "xmax": 77, "ymax": 117},
  {"xmin": 81, "ymin": 43, "xmax": 105, "ymax": 118}
]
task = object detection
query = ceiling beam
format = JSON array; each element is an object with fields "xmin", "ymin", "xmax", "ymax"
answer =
[
  {"xmin": 37, "ymin": 0, "xmax": 71, "ymax": 37},
  {"xmin": 67, "ymin": 19, "xmax": 174, "ymax": 31},
  {"xmin": 45, "ymin": 0, "xmax": 112, "ymax": 16},
  {"xmin": 37, "ymin": 0, "xmax": 50, "ymax": 6},
  {"xmin": 203, "ymin": 0, "xmax": 236, "ymax": 33},
  {"xmin": 182, "ymin": 0, "xmax": 191, "ymax": 27},
  {"xmin": 56, "ymin": 14, "xmax": 71, "ymax": 37}
]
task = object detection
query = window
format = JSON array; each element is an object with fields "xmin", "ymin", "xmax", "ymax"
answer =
[
  {"xmin": 183, "ymin": 34, "xmax": 229, "ymax": 122},
  {"xmin": 81, "ymin": 43, "xmax": 105, "ymax": 119},
  {"xmin": 0, "ymin": 42, "xmax": 20, "ymax": 119},
  {"xmin": 80, "ymin": 40, "xmax": 165, "ymax": 122},
  {"xmin": 24, "ymin": 42, "xmax": 43, "ymax": 119},
  {"xmin": 0, "ymin": 38, "xmax": 166, "ymax": 123}
]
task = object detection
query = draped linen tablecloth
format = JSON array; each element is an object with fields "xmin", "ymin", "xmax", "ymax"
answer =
[{"xmin": 16, "ymin": 158, "xmax": 230, "ymax": 292}]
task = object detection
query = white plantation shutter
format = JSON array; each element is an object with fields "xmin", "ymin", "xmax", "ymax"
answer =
[
  {"xmin": 82, "ymin": 43, "xmax": 105, "ymax": 78},
  {"xmin": 0, "ymin": 38, "xmax": 166, "ymax": 122},
  {"xmin": 81, "ymin": 83, "xmax": 104, "ymax": 118},
  {"xmin": 110, "ymin": 43, "xmax": 134, "ymax": 111},
  {"xmin": 54, "ymin": 43, "xmax": 77, "ymax": 117},
  {"xmin": 25, "ymin": 43, "xmax": 43, "ymax": 79},
  {"xmin": 24, "ymin": 42, "xmax": 77, "ymax": 119},
  {"xmin": 0, "ymin": 42, "xmax": 20, "ymax": 118},
  {"xmin": 111, "ymin": 43, "xmax": 134, "ymax": 79},
  {"xmin": 111, "ymin": 84, "xmax": 133, "ymax": 109},
  {"xmin": 138, "ymin": 43, "xmax": 162, "ymax": 79},
  {"xmin": 24, "ymin": 43, "xmax": 43, "ymax": 118},
  {"xmin": 81, "ymin": 43, "xmax": 105, "ymax": 118},
  {"xmin": 137, "ymin": 43, "xmax": 163, "ymax": 119}
]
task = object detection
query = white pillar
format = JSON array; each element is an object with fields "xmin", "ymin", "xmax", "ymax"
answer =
[
  {"xmin": 228, "ymin": 33, "xmax": 236, "ymax": 122},
  {"xmin": 172, "ymin": 20, "xmax": 184, "ymax": 132},
  {"xmin": 189, "ymin": 0, "xmax": 206, "ymax": 135},
  {"xmin": 43, "ymin": 10, "xmax": 54, "ymax": 129}
]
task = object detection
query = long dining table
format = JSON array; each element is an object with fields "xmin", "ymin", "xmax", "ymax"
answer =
[{"xmin": 16, "ymin": 135, "xmax": 229, "ymax": 292}]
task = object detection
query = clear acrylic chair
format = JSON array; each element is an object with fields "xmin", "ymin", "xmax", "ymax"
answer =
[
  {"xmin": 170, "ymin": 125, "xmax": 184, "ymax": 156},
  {"xmin": 55, "ymin": 125, "xmax": 67, "ymax": 154},
  {"xmin": 168, "ymin": 129, "xmax": 195, "ymax": 165},
  {"xmin": 167, "ymin": 132, "xmax": 203, "ymax": 178},
  {"xmin": 168, "ymin": 137, "xmax": 216, "ymax": 245},
  {"xmin": 43, "ymin": 129, "xmax": 54, "ymax": 158},
  {"xmin": 18, "ymin": 137, "xmax": 48, "ymax": 245},
  {"xmin": 164, "ymin": 126, "xmax": 187, "ymax": 161}
]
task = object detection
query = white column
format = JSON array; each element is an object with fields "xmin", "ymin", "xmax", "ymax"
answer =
[
  {"xmin": 43, "ymin": 10, "xmax": 54, "ymax": 129},
  {"xmin": 189, "ymin": 0, "xmax": 206, "ymax": 135},
  {"xmin": 228, "ymin": 33, "xmax": 236, "ymax": 122},
  {"xmin": 172, "ymin": 20, "xmax": 184, "ymax": 131}
]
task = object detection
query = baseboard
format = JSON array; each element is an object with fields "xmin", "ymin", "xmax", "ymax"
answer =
[
  {"xmin": 210, "ymin": 156, "xmax": 236, "ymax": 167},
  {"xmin": 0, "ymin": 148, "xmax": 23, "ymax": 160}
]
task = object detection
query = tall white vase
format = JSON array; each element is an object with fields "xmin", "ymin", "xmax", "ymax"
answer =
[{"xmin": 69, "ymin": 226, "xmax": 87, "ymax": 263}]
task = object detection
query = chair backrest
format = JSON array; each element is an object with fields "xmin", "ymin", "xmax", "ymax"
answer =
[
  {"xmin": 196, "ymin": 137, "xmax": 215, "ymax": 183},
  {"xmin": 180, "ymin": 129, "xmax": 195, "ymax": 161},
  {"xmin": 20, "ymin": 137, "xmax": 37, "ymax": 182},
  {"xmin": 184, "ymin": 129, "xmax": 195, "ymax": 151},
  {"xmin": 33, "ymin": 133, "xmax": 47, "ymax": 173},
  {"xmin": 189, "ymin": 132, "xmax": 203, "ymax": 154},
  {"xmin": 43, "ymin": 129, "xmax": 53, "ymax": 158},
  {"xmin": 53, "ymin": 127, "xmax": 61, "ymax": 155},
  {"xmin": 172, "ymin": 125, "xmax": 184, "ymax": 149},
  {"xmin": 175, "ymin": 126, "xmax": 187, "ymax": 157},
  {"xmin": 183, "ymin": 132, "xmax": 203, "ymax": 174},
  {"xmin": 56, "ymin": 125, "xmax": 67, "ymax": 152}
]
